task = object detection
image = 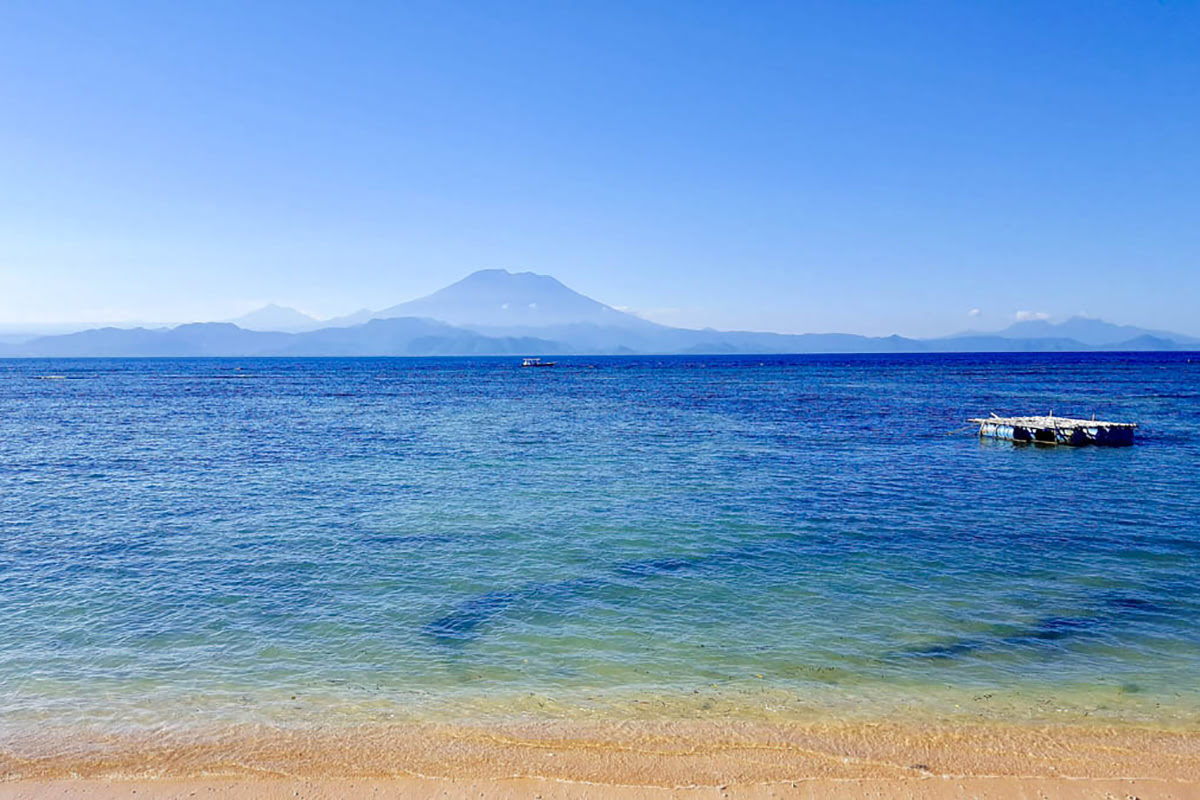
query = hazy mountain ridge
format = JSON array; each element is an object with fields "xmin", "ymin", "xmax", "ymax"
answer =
[
  {"xmin": 4, "ymin": 271, "xmax": 1196, "ymax": 357},
  {"xmin": 5, "ymin": 323, "xmax": 289, "ymax": 358},
  {"xmin": 5, "ymin": 322, "xmax": 1190, "ymax": 358},
  {"xmin": 3, "ymin": 319, "xmax": 562, "ymax": 358},
  {"xmin": 954, "ymin": 316, "xmax": 1200, "ymax": 346}
]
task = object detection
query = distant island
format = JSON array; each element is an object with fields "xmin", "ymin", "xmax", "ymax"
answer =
[{"xmin": 3, "ymin": 269, "xmax": 1197, "ymax": 357}]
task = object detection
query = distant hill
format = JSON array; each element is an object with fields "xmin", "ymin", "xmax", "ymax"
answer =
[
  {"xmin": 228, "ymin": 304, "xmax": 321, "ymax": 332},
  {"xmin": 962, "ymin": 316, "xmax": 1200, "ymax": 347},
  {"xmin": 7, "ymin": 319, "xmax": 1190, "ymax": 358},
  {"xmin": 2, "ymin": 319, "xmax": 562, "ymax": 358},
  {"xmin": 4, "ymin": 271, "xmax": 1195, "ymax": 357},
  {"xmin": 5, "ymin": 323, "xmax": 290, "ymax": 358},
  {"xmin": 278, "ymin": 318, "xmax": 562, "ymax": 356}
]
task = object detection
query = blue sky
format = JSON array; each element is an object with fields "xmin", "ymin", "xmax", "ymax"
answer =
[{"xmin": 1, "ymin": 1, "xmax": 1197, "ymax": 337}]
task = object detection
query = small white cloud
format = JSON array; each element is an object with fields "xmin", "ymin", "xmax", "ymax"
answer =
[
  {"xmin": 528, "ymin": 302, "xmax": 537, "ymax": 310},
  {"xmin": 500, "ymin": 303, "xmax": 509, "ymax": 310},
  {"xmin": 1014, "ymin": 310, "xmax": 1050, "ymax": 322},
  {"xmin": 968, "ymin": 308, "xmax": 982, "ymax": 318}
]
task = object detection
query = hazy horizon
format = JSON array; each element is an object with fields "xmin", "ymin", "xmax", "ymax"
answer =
[
  {"xmin": 1, "ymin": 265, "xmax": 1199, "ymax": 342},
  {"xmin": 0, "ymin": 266, "xmax": 1196, "ymax": 343},
  {"xmin": 2, "ymin": 2, "xmax": 1197, "ymax": 337}
]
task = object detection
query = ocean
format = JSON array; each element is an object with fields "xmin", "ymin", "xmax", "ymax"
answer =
[{"xmin": 2, "ymin": 352, "xmax": 1199, "ymax": 737}]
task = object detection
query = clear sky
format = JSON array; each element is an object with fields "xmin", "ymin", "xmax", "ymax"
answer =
[{"xmin": 1, "ymin": 1, "xmax": 1197, "ymax": 337}]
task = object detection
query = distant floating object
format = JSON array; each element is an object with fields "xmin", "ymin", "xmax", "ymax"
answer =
[
  {"xmin": 521, "ymin": 357, "xmax": 557, "ymax": 368},
  {"xmin": 969, "ymin": 412, "xmax": 1136, "ymax": 447}
]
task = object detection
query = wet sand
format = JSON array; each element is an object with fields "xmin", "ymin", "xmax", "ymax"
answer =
[{"xmin": 2, "ymin": 720, "xmax": 1198, "ymax": 798}]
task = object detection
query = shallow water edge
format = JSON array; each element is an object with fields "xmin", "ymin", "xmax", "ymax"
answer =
[{"xmin": 3, "ymin": 717, "xmax": 1199, "ymax": 784}]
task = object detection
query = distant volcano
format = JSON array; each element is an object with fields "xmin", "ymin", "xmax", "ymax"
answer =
[
  {"xmin": 5, "ymin": 270, "xmax": 1197, "ymax": 357},
  {"xmin": 327, "ymin": 269, "xmax": 654, "ymax": 329}
]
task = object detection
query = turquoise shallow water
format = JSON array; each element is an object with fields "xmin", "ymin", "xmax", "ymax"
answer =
[{"xmin": 2, "ymin": 353, "xmax": 1199, "ymax": 731}]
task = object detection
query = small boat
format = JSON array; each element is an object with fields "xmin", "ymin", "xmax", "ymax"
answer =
[{"xmin": 521, "ymin": 357, "xmax": 557, "ymax": 367}]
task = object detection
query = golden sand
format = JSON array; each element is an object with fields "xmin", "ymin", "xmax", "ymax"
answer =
[
  {"xmin": 2, "ymin": 719, "xmax": 1198, "ymax": 798},
  {"xmin": 1, "ymin": 775, "xmax": 1195, "ymax": 800}
]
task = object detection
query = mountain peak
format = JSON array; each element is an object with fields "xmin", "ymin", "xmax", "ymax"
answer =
[
  {"xmin": 228, "ymin": 304, "xmax": 320, "ymax": 332},
  {"xmin": 367, "ymin": 269, "xmax": 647, "ymax": 329}
]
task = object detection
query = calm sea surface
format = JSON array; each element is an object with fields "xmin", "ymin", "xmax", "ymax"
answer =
[{"xmin": 2, "ymin": 353, "xmax": 1199, "ymax": 732}]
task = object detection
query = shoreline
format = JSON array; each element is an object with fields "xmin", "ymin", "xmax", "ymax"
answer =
[{"xmin": 3, "ymin": 718, "xmax": 1198, "ymax": 795}]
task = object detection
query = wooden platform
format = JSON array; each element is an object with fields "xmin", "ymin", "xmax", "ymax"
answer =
[{"xmin": 969, "ymin": 414, "xmax": 1136, "ymax": 446}]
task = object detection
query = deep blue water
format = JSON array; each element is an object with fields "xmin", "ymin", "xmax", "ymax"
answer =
[{"xmin": 2, "ymin": 353, "xmax": 1199, "ymax": 730}]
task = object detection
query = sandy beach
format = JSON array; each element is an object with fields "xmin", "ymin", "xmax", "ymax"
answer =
[
  {"xmin": 3, "ymin": 719, "xmax": 1198, "ymax": 798},
  {"xmin": 2, "ymin": 775, "xmax": 1194, "ymax": 800}
]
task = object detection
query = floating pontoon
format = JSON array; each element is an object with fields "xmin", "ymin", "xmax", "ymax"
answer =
[{"xmin": 969, "ymin": 413, "xmax": 1136, "ymax": 446}]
